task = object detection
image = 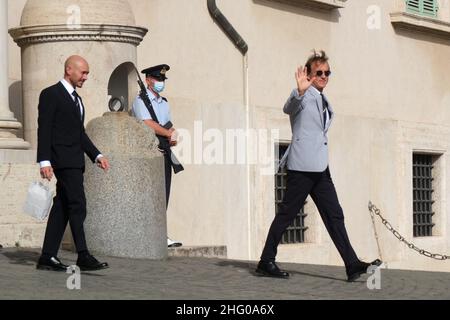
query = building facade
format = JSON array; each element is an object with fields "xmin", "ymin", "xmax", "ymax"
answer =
[{"xmin": 2, "ymin": 0, "xmax": 450, "ymax": 272}]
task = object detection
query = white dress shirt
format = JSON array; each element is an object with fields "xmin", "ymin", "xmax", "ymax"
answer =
[
  {"xmin": 61, "ymin": 78, "xmax": 84, "ymax": 118},
  {"xmin": 310, "ymin": 86, "xmax": 330, "ymax": 128}
]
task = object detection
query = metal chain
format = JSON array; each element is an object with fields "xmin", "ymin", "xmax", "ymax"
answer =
[
  {"xmin": 368, "ymin": 203, "xmax": 384, "ymax": 262},
  {"xmin": 368, "ymin": 202, "xmax": 449, "ymax": 261}
]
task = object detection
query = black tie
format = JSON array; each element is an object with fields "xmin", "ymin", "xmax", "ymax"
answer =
[
  {"xmin": 72, "ymin": 91, "xmax": 82, "ymax": 119},
  {"xmin": 321, "ymin": 93, "xmax": 328, "ymax": 129}
]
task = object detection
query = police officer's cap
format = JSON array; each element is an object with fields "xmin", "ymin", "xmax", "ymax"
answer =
[{"xmin": 141, "ymin": 64, "xmax": 170, "ymax": 81}]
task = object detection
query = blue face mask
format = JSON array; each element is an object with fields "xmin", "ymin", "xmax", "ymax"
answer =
[{"xmin": 153, "ymin": 81, "xmax": 165, "ymax": 93}]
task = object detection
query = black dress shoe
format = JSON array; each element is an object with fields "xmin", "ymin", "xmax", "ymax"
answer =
[
  {"xmin": 255, "ymin": 261, "xmax": 289, "ymax": 278},
  {"xmin": 36, "ymin": 256, "xmax": 69, "ymax": 272},
  {"xmin": 346, "ymin": 259, "xmax": 382, "ymax": 282},
  {"xmin": 76, "ymin": 254, "xmax": 109, "ymax": 271}
]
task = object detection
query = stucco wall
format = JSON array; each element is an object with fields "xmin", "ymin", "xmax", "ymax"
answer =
[{"xmin": 5, "ymin": 0, "xmax": 450, "ymax": 271}]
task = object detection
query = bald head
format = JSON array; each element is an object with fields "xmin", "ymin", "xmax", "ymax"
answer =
[{"xmin": 64, "ymin": 55, "xmax": 90, "ymax": 89}]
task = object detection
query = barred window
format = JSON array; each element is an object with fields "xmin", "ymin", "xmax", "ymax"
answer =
[
  {"xmin": 406, "ymin": 0, "xmax": 438, "ymax": 18},
  {"xmin": 412, "ymin": 154, "xmax": 436, "ymax": 237},
  {"xmin": 275, "ymin": 144, "xmax": 308, "ymax": 243}
]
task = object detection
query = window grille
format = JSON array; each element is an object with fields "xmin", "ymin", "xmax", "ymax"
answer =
[
  {"xmin": 275, "ymin": 144, "xmax": 308, "ymax": 243},
  {"xmin": 412, "ymin": 154, "xmax": 435, "ymax": 237}
]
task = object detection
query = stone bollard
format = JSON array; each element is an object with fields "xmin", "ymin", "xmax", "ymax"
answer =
[{"xmin": 84, "ymin": 112, "xmax": 167, "ymax": 259}]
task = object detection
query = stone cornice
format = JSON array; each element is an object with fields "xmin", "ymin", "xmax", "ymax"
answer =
[
  {"xmin": 390, "ymin": 12, "xmax": 450, "ymax": 39},
  {"xmin": 270, "ymin": 0, "xmax": 346, "ymax": 10},
  {"xmin": 9, "ymin": 24, "xmax": 148, "ymax": 47}
]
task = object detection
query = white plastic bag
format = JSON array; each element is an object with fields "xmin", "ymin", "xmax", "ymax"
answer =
[{"xmin": 23, "ymin": 181, "xmax": 54, "ymax": 221}]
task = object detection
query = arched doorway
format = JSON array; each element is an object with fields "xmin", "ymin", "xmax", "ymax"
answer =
[{"xmin": 107, "ymin": 62, "xmax": 138, "ymax": 113}]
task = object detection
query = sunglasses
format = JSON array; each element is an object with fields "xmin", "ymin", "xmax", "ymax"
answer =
[{"xmin": 316, "ymin": 70, "xmax": 332, "ymax": 77}]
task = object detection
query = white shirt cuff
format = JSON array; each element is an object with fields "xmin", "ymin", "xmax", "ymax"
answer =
[
  {"xmin": 95, "ymin": 154, "xmax": 103, "ymax": 162},
  {"xmin": 39, "ymin": 161, "xmax": 52, "ymax": 168}
]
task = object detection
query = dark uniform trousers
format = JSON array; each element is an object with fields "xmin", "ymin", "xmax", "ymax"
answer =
[
  {"xmin": 42, "ymin": 168, "xmax": 88, "ymax": 257},
  {"xmin": 261, "ymin": 167, "xmax": 359, "ymax": 267}
]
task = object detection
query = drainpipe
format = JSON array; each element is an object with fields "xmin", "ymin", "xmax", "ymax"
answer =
[
  {"xmin": 207, "ymin": 0, "xmax": 248, "ymax": 55},
  {"xmin": 207, "ymin": 0, "xmax": 252, "ymax": 260}
]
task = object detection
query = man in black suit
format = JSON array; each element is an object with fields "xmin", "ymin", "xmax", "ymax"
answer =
[{"xmin": 36, "ymin": 55, "xmax": 110, "ymax": 272}]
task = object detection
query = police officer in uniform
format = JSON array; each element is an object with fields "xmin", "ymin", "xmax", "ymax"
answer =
[{"xmin": 132, "ymin": 64, "xmax": 182, "ymax": 248}]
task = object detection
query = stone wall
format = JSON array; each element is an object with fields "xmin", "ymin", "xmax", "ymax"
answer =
[{"xmin": 0, "ymin": 150, "xmax": 52, "ymax": 248}]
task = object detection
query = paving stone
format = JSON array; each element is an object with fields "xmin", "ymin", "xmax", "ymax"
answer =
[{"xmin": 0, "ymin": 248, "xmax": 448, "ymax": 300}]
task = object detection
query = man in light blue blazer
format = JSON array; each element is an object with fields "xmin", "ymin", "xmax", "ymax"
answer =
[{"xmin": 256, "ymin": 51, "xmax": 381, "ymax": 282}]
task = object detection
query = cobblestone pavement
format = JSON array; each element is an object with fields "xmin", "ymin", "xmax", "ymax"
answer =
[{"xmin": 0, "ymin": 248, "xmax": 449, "ymax": 300}]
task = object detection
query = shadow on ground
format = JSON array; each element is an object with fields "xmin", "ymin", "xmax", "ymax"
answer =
[
  {"xmin": 214, "ymin": 259, "xmax": 350, "ymax": 282},
  {"xmin": 0, "ymin": 248, "xmax": 105, "ymax": 277},
  {"xmin": 1, "ymin": 249, "xmax": 40, "ymax": 267}
]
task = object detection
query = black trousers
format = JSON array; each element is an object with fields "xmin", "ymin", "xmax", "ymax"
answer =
[
  {"xmin": 164, "ymin": 154, "xmax": 172, "ymax": 208},
  {"xmin": 41, "ymin": 169, "xmax": 88, "ymax": 257},
  {"xmin": 261, "ymin": 168, "xmax": 359, "ymax": 267}
]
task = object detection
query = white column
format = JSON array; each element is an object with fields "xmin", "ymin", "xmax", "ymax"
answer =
[{"xmin": 0, "ymin": 1, "xmax": 29, "ymax": 149}]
